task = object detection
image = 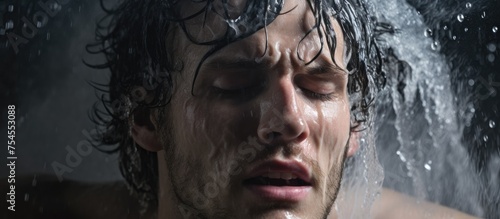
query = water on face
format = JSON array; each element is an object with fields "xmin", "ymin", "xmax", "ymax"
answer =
[{"xmin": 2, "ymin": 0, "xmax": 498, "ymax": 218}]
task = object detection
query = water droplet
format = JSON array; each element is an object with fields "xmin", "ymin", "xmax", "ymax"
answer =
[
  {"xmin": 468, "ymin": 79, "xmax": 475, "ymax": 86},
  {"xmin": 487, "ymin": 43, "xmax": 497, "ymax": 52},
  {"xmin": 452, "ymin": 36, "xmax": 457, "ymax": 40},
  {"xmin": 396, "ymin": 150, "xmax": 406, "ymax": 162},
  {"xmin": 8, "ymin": 5, "xmax": 14, "ymax": 12},
  {"xmin": 5, "ymin": 20, "xmax": 14, "ymax": 30},
  {"xmin": 32, "ymin": 175, "xmax": 37, "ymax": 186},
  {"xmin": 457, "ymin": 14, "xmax": 465, "ymax": 22},
  {"xmin": 481, "ymin": 11, "xmax": 486, "ymax": 18},
  {"xmin": 464, "ymin": 27, "xmax": 469, "ymax": 32},
  {"xmin": 487, "ymin": 54, "xmax": 495, "ymax": 63},
  {"xmin": 424, "ymin": 163, "xmax": 432, "ymax": 171},
  {"xmin": 24, "ymin": 193, "xmax": 29, "ymax": 201},
  {"xmin": 483, "ymin": 135, "xmax": 489, "ymax": 142},
  {"xmin": 424, "ymin": 28, "xmax": 433, "ymax": 37},
  {"xmin": 493, "ymin": 26, "xmax": 498, "ymax": 33},
  {"xmin": 431, "ymin": 41, "xmax": 441, "ymax": 50},
  {"xmin": 489, "ymin": 120, "xmax": 496, "ymax": 128},
  {"xmin": 443, "ymin": 25, "xmax": 448, "ymax": 30},
  {"xmin": 465, "ymin": 2, "xmax": 472, "ymax": 9},
  {"xmin": 424, "ymin": 164, "xmax": 431, "ymax": 170},
  {"xmin": 36, "ymin": 21, "xmax": 42, "ymax": 28},
  {"xmin": 50, "ymin": 2, "xmax": 61, "ymax": 10}
]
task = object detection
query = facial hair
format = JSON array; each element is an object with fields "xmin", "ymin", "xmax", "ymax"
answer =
[{"xmin": 158, "ymin": 123, "xmax": 350, "ymax": 219}]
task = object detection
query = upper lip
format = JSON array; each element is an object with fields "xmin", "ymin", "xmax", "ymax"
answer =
[{"xmin": 245, "ymin": 160, "xmax": 312, "ymax": 184}]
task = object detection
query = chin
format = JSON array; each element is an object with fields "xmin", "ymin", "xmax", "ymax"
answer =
[{"xmin": 237, "ymin": 203, "xmax": 328, "ymax": 219}]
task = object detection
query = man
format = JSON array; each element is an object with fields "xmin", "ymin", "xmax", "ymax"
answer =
[
  {"xmin": 91, "ymin": 0, "xmax": 381, "ymax": 217},
  {"xmin": 86, "ymin": 0, "xmax": 479, "ymax": 218},
  {"xmin": 4, "ymin": 0, "xmax": 477, "ymax": 218},
  {"xmin": 132, "ymin": 0, "xmax": 357, "ymax": 218}
]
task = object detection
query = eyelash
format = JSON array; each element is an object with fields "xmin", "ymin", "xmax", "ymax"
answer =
[
  {"xmin": 212, "ymin": 86, "xmax": 334, "ymax": 101},
  {"xmin": 211, "ymin": 86, "xmax": 260, "ymax": 99},
  {"xmin": 302, "ymin": 89, "xmax": 334, "ymax": 101}
]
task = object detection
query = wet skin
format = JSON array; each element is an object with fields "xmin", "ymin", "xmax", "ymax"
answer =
[
  {"xmin": 126, "ymin": 1, "xmax": 481, "ymax": 219},
  {"xmin": 1, "ymin": 1, "xmax": 479, "ymax": 216},
  {"xmin": 0, "ymin": 1, "xmax": 481, "ymax": 219},
  {"xmin": 131, "ymin": 0, "xmax": 357, "ymax": 218},
  {"xmin": 1, "ymin": 176, "xmax": 478, "ymax": 219}
]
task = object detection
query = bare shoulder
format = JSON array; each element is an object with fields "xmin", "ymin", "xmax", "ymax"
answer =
[
  {"xmin": 372, "ymin": 188, "xmax": 480, "ymax": 219},
  {"xmin": 1, "ymin": 175, "xmax": 152, "ymax": 219}
]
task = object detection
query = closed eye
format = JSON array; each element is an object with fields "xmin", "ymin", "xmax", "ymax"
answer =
[
  {"xmin": 300, "ymin": 88, "xmax": 334, "ymax": 101},
  {"xmin": 211, "ymin": 84, "xmax": 263, "ymax": 101}
]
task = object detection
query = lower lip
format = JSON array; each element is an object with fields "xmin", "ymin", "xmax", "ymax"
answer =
[{"xmin": 244, "ymin": 185, "xmax": 311, "ymax": 202}]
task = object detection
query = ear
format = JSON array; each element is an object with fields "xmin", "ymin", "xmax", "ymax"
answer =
[
  {"xmin": 347, "ymin": 131, "xmax": 359, "ymax": 157},
  {"xmin": 130, "ymin": 107, "xmax": 162, "ymax": 152}
]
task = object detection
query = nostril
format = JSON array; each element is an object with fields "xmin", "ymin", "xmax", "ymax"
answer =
[
  {"xmin": 265, "ymin": 132, "xmax": 281, "ymax": 142},
  {"xmin": 295, "ymin": 132, "xmax": 307, "ymax": 143}
]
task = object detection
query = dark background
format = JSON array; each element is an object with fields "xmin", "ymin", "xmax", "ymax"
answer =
[
  {"xmin": 0, "ymin": 0, "xmax": 121, "ymax": 183},
  {"xmin": 1, "ymin": 0, "xmax": 499, "ymax": 217}
]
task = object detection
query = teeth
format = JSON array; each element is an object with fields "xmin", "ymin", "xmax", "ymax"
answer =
[
  {"xmin": 261, "ymin": 172, "xmax": 298, "ymax": 180},
  {"xmin": 281, "ymin": 173, "xmax": 293, "ymax": 180},
  {"xmin": 269, "ymin": 172, "xmax": 280, "ymax": 179}
]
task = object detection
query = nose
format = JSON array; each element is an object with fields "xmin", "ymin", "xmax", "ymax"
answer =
[{"xmin": 257, "ymin": 77, "xmax": 310, "ymax": 145}]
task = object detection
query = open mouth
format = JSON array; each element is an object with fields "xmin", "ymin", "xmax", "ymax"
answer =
[
  {"xmin": 242, "ymin": 161, "xmax": 313, "ymax": 202},
  {"xmin": 244, "ymin": 173, "xmax": 311, "ymax": 186}
]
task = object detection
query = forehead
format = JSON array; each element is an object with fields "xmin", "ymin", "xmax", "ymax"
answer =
[{"xmin": 173, "ymin": 0, "xmax": 345, "ymax": 69}]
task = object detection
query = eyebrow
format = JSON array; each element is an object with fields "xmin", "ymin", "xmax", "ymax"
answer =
[
  {"xmin": 203, "ymin": 56, "xmax": 346, "ymax": 76},
  {"xmin": 307, "ymin": 63, "xmax": 346, "ymax": 76},
  {"xmin": 306, "ymin": 58, "xmax": 347, "ymax": 76},
  {"xmin": 203, "ymin": 58, "xmax": 267, "ymax": 72}
]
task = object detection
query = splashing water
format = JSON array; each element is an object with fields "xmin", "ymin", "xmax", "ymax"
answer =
[
  {"xmin": 335, "ymin": 0, "xmax": 495, "ymax": 217},
  {"xmin": 335, "ymin": 128, "xmax": 384, "ymax": 218},
  {"xmin": 371, "ymin": 0, "xmax": 486, "ymax": 216}
]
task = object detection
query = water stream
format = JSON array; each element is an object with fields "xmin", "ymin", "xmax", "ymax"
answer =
[
  {"xmin": 1, "ymin": 0, "xmax": 498, "ymax": 218},
  {"xmin": 370, "ymin": 0, "xmax": 497, "ymax": 217}
]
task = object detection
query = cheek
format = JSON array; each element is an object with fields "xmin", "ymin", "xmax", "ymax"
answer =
[
  {"xmin": 309, "ymin": 100, "xmax": 350, "ymax": 169},
  {"xmin": 309, "ymin": 100, "xmax": 350, "ymax": 143},
  {"xmin": 174, "ymin": 99, "xmax": 218, "ymax": 156},
  {"xmin": 172, "ymin": 95, "xmax": 252, "ymax": 159}
]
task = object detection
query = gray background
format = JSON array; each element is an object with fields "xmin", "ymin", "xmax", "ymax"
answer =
[
  {"xmin": 1, "ymin": 0, "xmax": 122, "ymax": 182},
  {"xmin": 0, "ymin": 0, "xmax": 499, "ymax": 217}
]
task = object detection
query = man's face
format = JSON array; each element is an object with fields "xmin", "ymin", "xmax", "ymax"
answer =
[{"xmin": 158, "ymin": 0, "xmax": 351, "ymax": 218}]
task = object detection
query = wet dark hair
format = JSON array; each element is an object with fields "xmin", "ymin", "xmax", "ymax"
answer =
[{"xmin": 87, "ymin": 0, "xmax": 393, "ymax": 211}]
